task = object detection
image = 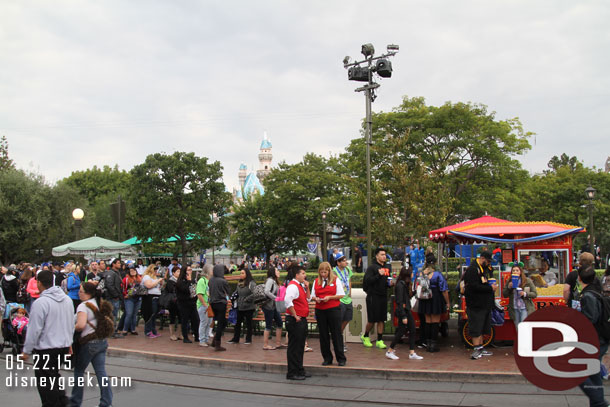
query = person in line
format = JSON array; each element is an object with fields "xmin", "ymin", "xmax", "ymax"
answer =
[
  {"xmin": 18, "ymin": 268, "xmax": 32, "ymax": 311},
  {"xmin": 21, "ymin": 270, "xmax": 74, "ymax": 407},
  {"xmin": 119, "ymin": 265, "xmax": 143, "ymax": 335},
  {"xmin": 70, "ymin": 282, "xmax": 113, "ymax": 407},
  {"xmin": 284, "ymin": 264, "xmax": 311, "ymax": 380},
  {"xmin": 361, "ymin": 247, "xmax": 391, "ymax": 349},
  {"xmin": 502, "ymin": 261, "xmax": 537, "ymax": 326},
  {"xmin": 565, "ymin": 252, "xmax": 595, "ymax": 308},
  {"xmin": 310, "ymin": 261, "xmax": 346, "ymax": 366},
  {"xmin": 209, "ymin": 264, "xmax": 230, "ymax": 351},
  {"xmin": 418, "ymin": 254, "xmax": 450, "ymax": 352},
  {"xmin": 577, "ymin": 265, "xmax": 609, "ymax": 406},
  {"xmin": 142, "ymin": 264, "xmax": 164, "ymax": 338},
  {"xmin": 196, "ymin": 264, "xmax": 213, "ymax": 347},
  {"xmin": 333, "ymin": 252, "xmax": 353, "ymax": 353},
  {"xmin": 26, "ymin": 269, "xmax": 40, "ymax": 312},
  {"xmin": 176, "ymin": 265, "xmax": 200, "ymax": 343},
  {"xmin": 228, "ymin": 267, "xmax": 256, "ymax": 344},
  {"xmin": 262, "ymin": 266, "xmax": 285, "ymax": 350},
  {"xmin": 104, "ymin": 259, "xmax": 124, "ymax": 339},
  {"xmin": 463, "ymin": 251, "xmax": 497, "ymax": 359},
  {"xmin": 1, "ymin": 265, "xmax": 19, "ymax": 303},
  {"xmin": 165, "ymin": 266, "xmax": 182, "ymax": 341},
  {"xmin": 65, "ymin": 263, "xmax": 81, "ymax": 311},
  {"xmin": 386, "ymin": 265, "xmax": 423, "ymax": 360}
]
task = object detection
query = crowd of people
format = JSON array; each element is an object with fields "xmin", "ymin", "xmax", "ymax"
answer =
[{"xmin": 2, "ymin": 248, "xmax": 610, "ymax": 403}]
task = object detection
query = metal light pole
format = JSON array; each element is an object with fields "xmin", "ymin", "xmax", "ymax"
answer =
[
  {"xmin": 322, "ymin": 210, "xmax": 328, "ymax": 263},
  {"xmin": 343, "ymin": 43, "xmax": 398, "ymax": 263},
  {"xmin": 585, "ymin": 185, "xmax": 596, "ymax": 253},
  {"xmin": 72, "ymin": 208, "xmax": 84, "ymax": 241}
]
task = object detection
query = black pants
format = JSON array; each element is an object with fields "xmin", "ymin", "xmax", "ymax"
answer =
[
  {"xmin": 285, "ymin": 315, "xmax": 308, "ymax": 378},
  {"xmin": 33, "ymin": 347, "xmax": 70, "ymax": 407},
  {"xmin": 211, "ymin": 302, "xmax": 227, "ymax": 344},
  {"xmin": 231, "ymin": 309, "xmax": 254, "ymax": 343},
  {"xmin": 315, "ymin": 306, "xmax": 345, "ymax": 364},
  {"xmin": 391, "ymin": 310, "xmax": 416, "ymax": 350},
  {"xmin": 178, "ymin": 300, "xmax": 200, "ymax": 341}
]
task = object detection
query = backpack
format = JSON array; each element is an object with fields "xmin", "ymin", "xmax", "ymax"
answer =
[
  {"xmin": 78, "ymin": 300, "xmax": 115, "ymax": 345},
  {"xmin": 16, "ymin": 283, "xmax": 30, "ymax": 304},
  {"xmin": 275, "ymin": 283, "xmax": 287, "ymax": 313},
  {"xmin": 60, "ymin": 276, "xmax": 69, "ymax": 294},
  {"xmin": 586, "ymin": 290, "xmax": 610, "ymax": 341},
  {"xmin": 248, "ymin": 284, "xmax": 268, "ymax": 306},
  {"xmin": 414, "ymin": 273, "xmax": 433, "ymax": 300}
]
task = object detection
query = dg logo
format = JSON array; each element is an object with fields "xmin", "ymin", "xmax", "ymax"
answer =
[{"xmin": 514, "ymin": 307, "xmax": 601, "ymax": 391}]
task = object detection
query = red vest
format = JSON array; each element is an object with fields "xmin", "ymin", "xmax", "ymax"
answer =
[
  {"xmin": 313, "ymin": 278, "xmax": 340, "ymax": 310},
  {"xmin": 289, "ymin": 281, "xmax": 309, "ymax": 318}
]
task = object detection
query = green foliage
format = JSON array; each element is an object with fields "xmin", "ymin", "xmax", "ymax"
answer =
[
  {"xmin": 0, "ymin": 136, "xmax": 15, "ymax": 171},
  {"xmin": 128, "ymin": 152, "xmax": 232, "ymax": 263},
  {"xmin": 342, "ymin": 96, "xmax": 532, "ymax": 242},
  {"xmin": 60, "ymin": 165, "xmax": 131, "ymax": 240}
]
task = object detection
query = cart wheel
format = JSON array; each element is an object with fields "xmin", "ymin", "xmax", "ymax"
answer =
[{"xmin": 461, "ymin": 321, "xmax": 494, "ymax": 348}]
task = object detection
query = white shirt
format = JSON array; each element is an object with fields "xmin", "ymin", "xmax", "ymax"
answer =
[
  {"xmin": 310, "ymin": 278, "xmax": 345, "ymax": 299},
  {"xmin": 76, "ymin": 298, "xmax": 98, "ymax": 338},
  {"xmin": 284, "ymin": 279, "xmax": 309, "ymax": 309}
]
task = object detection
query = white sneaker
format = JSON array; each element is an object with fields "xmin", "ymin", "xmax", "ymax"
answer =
[
  {"xmin": 409, "ymin": 352, "xmax": 424, "ymax": 360},
  {"xmin": 344, "ymin": 345, "xmax": 348, "ymax": 352},
  {"xmin": 199, "ymin": 341, "xmax": 209, "ymax": 347},
  {"xmin": 385, "ymin": 351, "xmax": 399, "ymax": 360}
]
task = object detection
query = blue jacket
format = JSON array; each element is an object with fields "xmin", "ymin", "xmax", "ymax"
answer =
[{"xmin": 66, "ymin": 272, "xmax": 81, "ymax": 300}]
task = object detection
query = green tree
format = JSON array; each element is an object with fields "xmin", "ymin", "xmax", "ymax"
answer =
[
  {"xmin": 128, "ymin": 152, "xmax": 231, "ymax": 263},
  {"xmin": 229, "ymin": 194, "xmax": 288, "ymax": 264},
  {"xmin": 0, "ymin": 135, "xmax": 15, "ymax": 171},
  {"xmin": 342, "ymin": 96, "xmax": 532, "ymax": 241},
  {"xmin": 263, "ymin": 153, "xmax": 353, "ymax": 254}
]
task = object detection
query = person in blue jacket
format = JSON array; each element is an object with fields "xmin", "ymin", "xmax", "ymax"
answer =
[{"xmin": 65, "ymin": 263, "xmax": 82, "ymax": 310}]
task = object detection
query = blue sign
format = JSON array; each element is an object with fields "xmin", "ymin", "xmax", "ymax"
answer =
[{"xmin": 307, "ymin": 243, "xmax": 318, "ymax": 254}]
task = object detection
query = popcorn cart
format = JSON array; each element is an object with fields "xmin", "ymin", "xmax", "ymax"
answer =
[{"xmin": 428, "ymin": 216, "xmax": 584, "ymax": 347}]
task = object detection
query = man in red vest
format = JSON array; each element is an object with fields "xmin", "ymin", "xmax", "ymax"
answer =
[{"xmin": 284, "ymin": 264, "xmax": 311, "ymax": 380}]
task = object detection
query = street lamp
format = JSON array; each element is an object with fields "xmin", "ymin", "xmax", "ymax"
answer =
[
  {"xmin": 72, "ymin": 208, "xmax": 84, "ymax": 241},
  {"xmin": 321, "ymin": 210, "xmax": 327, "ymax": 263},
  {"xmin": 343, "ymin": 43, "xmax": 399, "ymax": 262},
  {"xmin": 585, "ymin": 185, "xmax": 596, "ymax": 253}
]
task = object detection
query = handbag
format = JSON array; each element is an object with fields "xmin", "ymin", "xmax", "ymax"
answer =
[
  {"xmin": 189, "ymin": 283, "xmax": 197, "ymax": 298},
  {"xmin": 228, "ymin": 307, "xmax": 238, "ymax": 325},
  {"xmin": 410, "ymin": 296, "xmax": 419, "ymax": 313},
  {"xmin": 207, "ymin": 306, "xmax": 214, "ymax": 318}
]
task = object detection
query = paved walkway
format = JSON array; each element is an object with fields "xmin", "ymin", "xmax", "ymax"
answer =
[{"xmin": 108, "ymin": 323, "xmax": 529, "ymax": 382}]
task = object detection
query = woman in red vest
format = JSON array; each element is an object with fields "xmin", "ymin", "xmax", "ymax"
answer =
[{"xmin": 311, "ymin": 262, "xmax": 346, "ymax": 366}]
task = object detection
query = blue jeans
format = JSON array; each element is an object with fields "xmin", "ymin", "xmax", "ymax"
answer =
[
  {"xmin": 144, "ymin": 296, "xmax": 159, "ymax": 335},
  {"xmin": 579, "ymin": 341, "xmax": 609, "ymax": 407},
  {"xmin": 262, "ymin": 307, "xmax": 283, "ymax": 331},
  {"xmin": 197, "ymin": 305, "xmax": 212, "ymax": 343},
  {"xmin": 70, "ymin": 339, "xmax": 112, "ymax": 407},
  {"xmin": 110, "ymin": 299, "xmax": 121, "ymax": 331},
  {"xmin": 513, "ymin": 308, "xmax": 528, "ymax": 325},
  {"xmin": 123, "ymin": 297, "xmax": 142, "ymax": 332}
]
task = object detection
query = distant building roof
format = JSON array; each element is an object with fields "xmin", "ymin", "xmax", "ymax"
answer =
[
  {"xmin": 242, "ymin": 172, "xmax": 265, "ymax": 198},
  {"xmin": 239, "ymin": 163, "xmax": 247, "ymax": 170},
  {"xmin": 260, "ymin": 132, "xmax": 272, "ymax": 149},
  {"xmin": 236, "ymin": 189, "xmax": 243, "ymax": 199}
]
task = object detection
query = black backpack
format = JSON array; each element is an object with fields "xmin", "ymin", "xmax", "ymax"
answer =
[{"xmin": 586, "ymin": 290, "xmax": 610, "ymax": 340}]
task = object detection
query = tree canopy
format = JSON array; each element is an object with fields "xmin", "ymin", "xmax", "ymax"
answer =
[{"xmin": 128, "ymin": 152, "xmax": 231, "ymax": 263}]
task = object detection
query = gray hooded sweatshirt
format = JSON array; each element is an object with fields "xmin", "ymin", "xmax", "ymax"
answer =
[
  {"xmin": 209, "ymin": 265, "xmax": 229, "ymax": 305},
  {"xmin": 23, "ymin": 286, "xmax": 75, "ymax": 354}
]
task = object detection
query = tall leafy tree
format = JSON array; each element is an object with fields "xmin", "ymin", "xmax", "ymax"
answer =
[
  {"xmin": 128, "ymin": 152, "xmax": 231, "ymax": 263},
  {"xmin": 342, "ymin": 96, "xmax": 532, "ymax": 241}
]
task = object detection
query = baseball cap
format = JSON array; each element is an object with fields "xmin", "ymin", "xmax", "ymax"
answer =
[
  {"xmin": 334, "ymin": 252, "xmax": 346, "ymax": 262},
  {"xmin": 479, "ymin": 251, "xmax": 493, "ymax": 261}
]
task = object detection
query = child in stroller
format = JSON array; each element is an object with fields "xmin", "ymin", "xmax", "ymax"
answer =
[{"xmin": 1, "ymin": 302, "xmax": 27, "ymax": 355}]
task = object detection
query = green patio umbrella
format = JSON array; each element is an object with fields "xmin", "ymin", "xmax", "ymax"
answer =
[{"xmin": 52, "ymin": 236, "xmax": 135, "ymax": 257}]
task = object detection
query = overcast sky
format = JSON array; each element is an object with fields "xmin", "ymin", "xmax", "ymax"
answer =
[{"xmin": 1, "ymin": 1, "xmax": 608, "ymax": 190}]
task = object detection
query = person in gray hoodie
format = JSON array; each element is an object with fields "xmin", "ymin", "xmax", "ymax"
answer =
[
  {"xmin": 22, "ymin": 270, "xmax": 75, "ymax": 407},
  {"xmin": 209, "ymin": 264, "xmax": 229, "ymax": 351}
]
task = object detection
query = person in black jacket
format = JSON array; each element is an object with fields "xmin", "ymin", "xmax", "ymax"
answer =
[
  {"xmin": 577, "ymin": 265, "xmax": 609, "ymax": 406},
  {"xmin": 105, "ymin": 259, "xmax": 124, "ymax": 339},
  {"xmin": 386, "ymin": 265, "xmax": 423, "ymax": 360},
  {"xmin": 176, "ymin": 265, "xmax": 200, "ymax": 343},
  {"xmin": 360, "ymin": 247, "xmax": 392, "ymax": 349},
  {"xmin": 463, "ymin": 251, "xmax": 496, "ymax": 359},
  {"xmin": 1, "ymin": 266, "xmax": 20, "ymax": 303},
  {"xmin": 209, "ymin": 264, "xmax": 230, "ymax": 351}
]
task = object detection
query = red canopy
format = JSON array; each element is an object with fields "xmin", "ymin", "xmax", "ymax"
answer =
[{"xmin": 428, "ymin": 215, "xmax": 510, "ymax": 242}]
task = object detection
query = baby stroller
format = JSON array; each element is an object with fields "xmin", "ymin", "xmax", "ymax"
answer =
[{"xmin": 1, "ymin": 302, "xmax": 27, "ymax": 355}]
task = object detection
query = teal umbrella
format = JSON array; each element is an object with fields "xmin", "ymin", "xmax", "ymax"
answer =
[{"xmin": 52, "ymin": 236, "xmax": 135, "ymax": 257}]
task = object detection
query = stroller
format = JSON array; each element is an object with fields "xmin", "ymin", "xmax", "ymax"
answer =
[{"xmin": 1, "ymin": 302, "xmax": 27, "ymax": 355}]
